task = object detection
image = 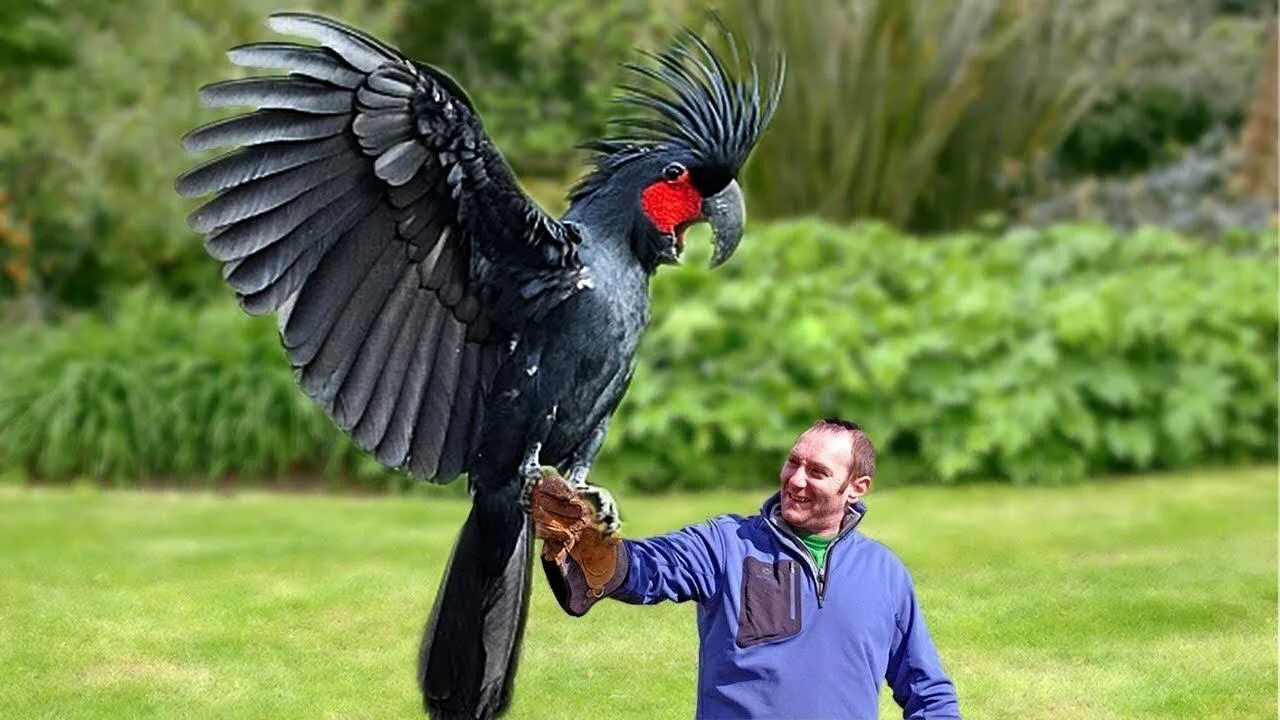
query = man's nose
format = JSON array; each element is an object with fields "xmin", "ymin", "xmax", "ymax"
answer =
[{"xmin": 787, "ymin": 467, "xmax": 807, "ymax": 488}]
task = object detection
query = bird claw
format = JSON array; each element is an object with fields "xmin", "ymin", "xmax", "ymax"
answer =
[{"xmin": 575, "ymin": 481, "xmax": 621, "ymax": 537}]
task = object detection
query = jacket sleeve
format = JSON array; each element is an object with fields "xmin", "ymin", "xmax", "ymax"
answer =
[
  {"xmin": 886, "ymin": 573, "xmax": 962, "ymax": 719},
  {"xmin": 609, "ymin": 521, "xmax": 724, "ymax": 605}
]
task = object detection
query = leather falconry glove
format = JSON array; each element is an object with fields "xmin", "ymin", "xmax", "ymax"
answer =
[{"xmin": 530, "ymin": 474, "xmax": 628, "ymax": 616}]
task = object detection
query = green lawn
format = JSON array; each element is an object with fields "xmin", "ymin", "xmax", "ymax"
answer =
[{"xmin": 0, "ymin": 467, "xmax": 1274, "ymax": 719}]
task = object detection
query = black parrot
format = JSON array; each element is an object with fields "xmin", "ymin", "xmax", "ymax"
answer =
[{"xmin": 177, "ymin": 12, "xmax": 780, "ymax": 719}]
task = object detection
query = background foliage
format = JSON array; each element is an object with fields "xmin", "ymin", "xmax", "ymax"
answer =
[
  {"xmin": 1056, "ymin": 0, "xmax": 1271, "ymax": 176},
  {"xmin": 0, "ymin": 1, "xmax": 70, "ymax": 88},
  {"xmin": 2, "ymin": 222, "xmax": 1273, "ymax": 490},
  {"xmin": 0, "ymin": 0, "xmax": 398, "ymax": 308},
  {"xmin": 0, "ymin": 1, "xmax": 1271, "ymax": 309},
  {"xmin": 603, "ymin": 221, "xmax": 1278, "ymax": 489},
  {"xmin": 0, "ymin": 2, "xmax": 1273, "ymax": 491}
]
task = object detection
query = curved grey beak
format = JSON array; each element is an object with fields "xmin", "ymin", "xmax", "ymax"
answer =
[{"xmin": 703, "ymin": 180, "xmax": 745, "ymax": 268}]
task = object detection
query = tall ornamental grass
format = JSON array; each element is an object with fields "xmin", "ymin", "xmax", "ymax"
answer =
[{"xmin": 721, "ymin": 0, "xmax": 1131, "ymax": 230}]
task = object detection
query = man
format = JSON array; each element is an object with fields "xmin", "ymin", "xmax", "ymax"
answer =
[{"xmin": 531, "ymin": 419, "xmax": 961, "ymax": 719}]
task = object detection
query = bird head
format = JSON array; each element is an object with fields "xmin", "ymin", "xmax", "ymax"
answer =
[{"xmin": 569, "ymin": 22, "xmax": 783, "ymax": 271}]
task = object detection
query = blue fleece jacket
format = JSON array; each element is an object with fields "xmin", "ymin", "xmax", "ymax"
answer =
[{"xmin": 612, "ymin": 494, "xmax": 961, "ymax": 720}]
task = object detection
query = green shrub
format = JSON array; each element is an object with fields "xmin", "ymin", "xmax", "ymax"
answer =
[
  {"xmin": 595, "ymin": 220, "xmax": 1278, "ymax": 490},
  {"xmin": 0, "ymin": 291, "xmax": 405, "ymax": 490},
  {"xmin": 1, "ymin": 223, "xmax": 1274, "ymax": 491}
]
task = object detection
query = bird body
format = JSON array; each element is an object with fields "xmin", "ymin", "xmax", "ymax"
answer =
[
  {"xmin": 178, "ymin": 12, "xmax": 779, "ymax": 719},
  {"xmin": 471, "ymin": 225, "xmax": 651, "ymax": 486}
]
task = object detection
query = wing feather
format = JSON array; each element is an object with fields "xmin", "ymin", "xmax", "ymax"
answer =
[
  {"xmin": 227, "ymin": 42, "xmax": 364, "ymax": 88},
  {"xmin": 407, "ymin": 315, "xmax": 466, "ymax": 478},
  {"xmin": 278, "ymin": 202, "xmax": 395, "ymax": 360},
  {"xmin": 299, "ymin": 239, "xmax": 408, "ymax": 408},
  {"xmin": 181, "ymin": 110, "xmax": 347, "ymax": 151},
  {"xmin": 373, "ymin": 306, "xmax": 446, "ymax": 467},
  {"xmin": 333, "ymin": 267, "xmax": 421, "ymax": 431},
  {"xmin": 266, "ymin": 13, "xmax": 396, "ymax": 72},
  {"xmin": 176, "ymin": 136, "xmax": 349, "ymax": 198},
  {"xmin": 199, "ymin": 77, "xmax": 352, "ymax": 114},
  {"xmin": 234, "ymin": 183, "xmax": 383, "ymax": 314},
  {"xmin": 189, "ymin": 152, "xmax": 357, "ymax": 234},
  {"xmin": 437, "ymin": 343, "xmax": 482, "ymax": 480},
  {"xmin": 203, "ymin": 162, "xmax": 370, "ymax": 262},
  {"xmin": 351, "ymin": 293, "xmax": 433, "ymax": 449}
]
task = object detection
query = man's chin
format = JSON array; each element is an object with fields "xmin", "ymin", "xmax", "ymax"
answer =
[{"xmin": 781, "ymin": 505, "xmax": 805, "ymax": 527}]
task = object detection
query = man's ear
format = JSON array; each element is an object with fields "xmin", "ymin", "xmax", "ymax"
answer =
[{"xmin": 848, "ymin": 474, "xmax": 872, "ymax": 502}]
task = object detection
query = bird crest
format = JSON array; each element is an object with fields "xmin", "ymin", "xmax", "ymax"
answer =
[{"xmin": 572, "ymin": 20, "xmax": 784, "ymax": 200}]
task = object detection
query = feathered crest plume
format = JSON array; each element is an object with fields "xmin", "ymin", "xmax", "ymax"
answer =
[{"xmin": 584, "ymin": 19, "xmax": 784, "ymax": 175}]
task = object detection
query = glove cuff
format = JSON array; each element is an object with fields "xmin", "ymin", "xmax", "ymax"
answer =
[{"xmin": 541, "ymin": 540, "xmax": 629, "ymax": 617}]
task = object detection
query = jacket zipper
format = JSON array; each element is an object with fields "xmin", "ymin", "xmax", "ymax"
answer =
[
  {"xmin": 767, "ymin": 509, "xmax": 860, "ymax": 608},
  {"xmin": 815, "ymin": 527, "xmax": 858, "ymax": 605}
]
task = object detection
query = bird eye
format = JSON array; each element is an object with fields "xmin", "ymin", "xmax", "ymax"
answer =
[{"xmin": 662, "ymin": 163, "xmax": 685, "ymax": 182}]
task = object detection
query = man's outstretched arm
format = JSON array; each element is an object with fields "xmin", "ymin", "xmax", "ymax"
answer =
[{"xmin": 611, "ymin": 521, "xmax": 722, "ymax": 606}]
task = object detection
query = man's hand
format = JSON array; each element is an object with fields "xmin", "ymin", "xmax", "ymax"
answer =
[{"xmin": 530, "ymin": 474, "xmax": 628, "ymax": 616}]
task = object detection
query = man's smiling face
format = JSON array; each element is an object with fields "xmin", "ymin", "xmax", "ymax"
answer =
[{"xmin": 779, "ymin": 426, "xmax": 868, "ymax": 536}]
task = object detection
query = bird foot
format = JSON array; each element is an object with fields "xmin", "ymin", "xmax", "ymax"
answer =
[{"xmin": 572, "ymin": 478, "xmax": 621, "ymax": 537}]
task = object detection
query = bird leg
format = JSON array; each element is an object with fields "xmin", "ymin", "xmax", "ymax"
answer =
[
  {"xmin": 563, "ymin": 420, "xmax": 621, "ymax": 535},
  {"xmin": 518, "ymin": 405, "xmax": 558, "ymax": 511},
  {"xmin": 518, "ymin": 442, "xmax": 545, "ymax": 511},
  {"xmin": 566, "ymin": 464, "xmax": 591, "ymax": 487}
]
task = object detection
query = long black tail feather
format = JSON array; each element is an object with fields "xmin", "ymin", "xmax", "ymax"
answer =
[{"xmin": 419, "ymin": 490, "xmax": 532, "ymax": 719}]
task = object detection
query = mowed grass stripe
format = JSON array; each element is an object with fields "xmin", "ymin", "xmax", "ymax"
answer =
[{"xmin": 0, "ymin": 466, "xmax": 1273, "ymax": 719}]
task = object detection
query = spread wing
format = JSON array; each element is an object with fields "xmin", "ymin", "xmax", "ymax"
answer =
[{"xmin": 177, "ymin": 13, "xmax": 590, "ymax": 482}]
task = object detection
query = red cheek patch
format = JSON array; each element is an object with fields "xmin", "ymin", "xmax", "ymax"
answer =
[{"xmin": 641, "ymin": 179, "xmax": 702, "ymax": 233}]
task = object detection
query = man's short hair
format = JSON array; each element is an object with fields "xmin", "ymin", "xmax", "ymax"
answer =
[{"xmin": 809, "ymin": 418, "xmax": 876, "ymax": 480}]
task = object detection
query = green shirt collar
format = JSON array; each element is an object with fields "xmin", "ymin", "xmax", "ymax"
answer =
[{"xmin": 795, "ymin": 529, "xmax": 835, "ymax": 569}]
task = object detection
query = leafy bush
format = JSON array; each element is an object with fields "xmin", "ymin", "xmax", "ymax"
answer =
[
  {"xmin": 0, "ymin": 291, "xmax": 404, "ymax": 490},
  {"xmin": 596, "ymin": 220, "xmax": 1278, "ymax": 490},
  {"xmin": 1, "ymin": 223, "xmax": 1274, "ymax": 491},
  {"xmin": 717, "ymin": 0, "xmax": 1132, "ymax": 231}
]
